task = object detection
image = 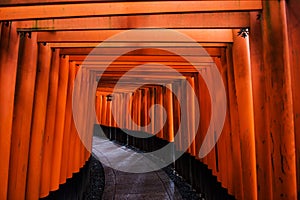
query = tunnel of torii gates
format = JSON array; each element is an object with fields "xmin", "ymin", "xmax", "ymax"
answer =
[{"xmin": 0, "ymin": 0, "xmax": 300, "ymax": 200}]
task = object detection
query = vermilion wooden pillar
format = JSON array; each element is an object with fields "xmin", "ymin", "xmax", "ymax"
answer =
[
  {"xmin": 118, "ymin": 93, "xmax": 125, "ymax": 128},
  {"xmin": 70, "ymin": 64, "xmax": 84, "ymax": 173},
  {"xmin": 129, "ymin": 92, "xmax": 133, "ymax": 130},
  {"xmin": 149, "ymin": 88, "xmax": 153, "ymax": 134},
  {"xmin": 144, "ymin": 88, "xmax": 150, "ymax": 133},
  {"xmin": 0, "ymin": 22, "xmax": 19, "ymax": 200},
  {"xmin": 261, "ymin": 1, "xmax": 297, "ymax": 198},
  {"xmin": 83, "ymin": 69, "xmax": 92, "ymax": 156},
  {"xmin": 107, "ymin": 95, "xmax": 112, "ymax": 128},
  {"xmin": 98, "ymin": 93, "xmax": 103, "ymax": 123},
  {"xmin": 26, "ymin": 43, "xmax": 52, "ymax": 200},
  {"xmin": 232, "ymin": 29, "xmax": 257, "ymax": 200},
  {"xmin": 125, "ymin": 93, "xmax": 130, "ymax": 130},
  {"xmin": 172, "ymin": 82, "xmax": 181, "ymax": 151},
  {"xmin": 131, "ymin": 92, "xmax": 137, "ymax": 131},
  {"xmin": 117, "ymin": 93, "xmax": 122, "ymax": 129},
  {"xmin": 194, "ymin": 75, "xmax": 202, "ymax": 159},
  {"xmin": 78, "ymin": 67, "xmax": 87, "ymax": 163},
  {"xmin": 50, "ymin": 55, "xmax": 69, "ymax": 191},
  {"xmin": 214, "ymin": 57, "xmax": 229, "ymax": 187},
  {"xmin": 226, "ymin": 44, "xmax": 244, "ymax": 200},
  {"xmin": 164, "ymin": 84, "xmax": 174, "ymax": 142},
  {"xmin": 85, "ymin": 70, "xmax": 95, "ymax": 157},
  {"xmin": 249, "ymin": 11, "xmax": 272, "ymax": 199},
  {"xmin": 201, "ymin": 69, "xmax": 217, "ymax": 176},
  {"xmin": 137, "ymin": 89, "xmax": 142, "ymax": 131},
  {"xmin": 286, "ymin": 0, "xmax": 300, "ymax": 195},
  {"xmin": 162, "ymin": 86, "xmax": 167, "ymax": 140},
  {"xmin": 8, "ymin": 32, "xmax": 37, "ymax": 199},
  {"xmin": 101, "ymin": 95, "xmax": 107, "ymax": 125},
  {"xmin": 60, "ymin": 61, "xmax": 76, "ymax": 184},
  {"xmin": 140, "ymin": 89, "xmax": 146, "ymax": 130},
  {"xmin": 95, "ymin": 92, "xmax": 100, "ymax": 122},
  {"xmin": 8, "ymin": 32, "xmax": 38, "ymax": 200},
  {"xmin": 40, "ymin": 49, "xmax": 60, "ymax": 198},
  {"xmin": 67, "ymin": 66, "xmax": 80, "ymax": 179},
  {"xmin": 156, "ymin": 86, "xmax": 164, "ymax": 139},
  {"xmin": 198, "ymin": 68, "xmax": 217, "ymax": 173},
  {"xmin": 220, "ymin": 50, "xmax": 234, "ymax": 195},
  {"xmin": 179, "ymin": 81, "xmax": 189, "ymax": 153},
  {"xmin": 195, "ymin": 72, "xmax": 210, "ymax": 164},
  {"xmin": 186, "ymin": 76, "xmax": 196, "ymax": 156},
  {"xmin": 113, "ymin": 94, "xmax": 117, "ymax": 129}
]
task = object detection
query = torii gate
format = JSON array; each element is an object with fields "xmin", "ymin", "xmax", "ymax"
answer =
[{"xmin": 0, "ymin": 1, "xmax": 299, "ymax": 199}]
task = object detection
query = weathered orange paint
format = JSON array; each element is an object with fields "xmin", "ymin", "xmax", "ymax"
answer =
[
  {"xmin": 186, "ymin": 77, "xmax": 196, "ymax": 156},
  {"xmin": 17, "ymin": 12, "xmax": 250, "ymax": 31},
  {"xmin": 226, "ymin": 44, "xmax": 244, "ymax": 200},
  {"xmin": 0, "ymin": 22, "xmax": 19, "ymax": 200},
  {"xmin": 37, "ymin": 29, "xmax": 233, "ymax": 43},
  {"xmin": 249, "ymin": 11, "xmax": 273, "ymax": 200},
  {"xmin": 286, "ymin": 0, "xmax": 300, "ymax": 195},
  {"xmin": 59, "ymin": 61, "xmax": 76, "ymax": 184},
  {"xmin": 50, "ymin": 55, "xmax": 69, "ymax": 191},
  {"xmin": 213, "ymin": 57, "xmax": 228, "ymax": 187},
  {"xmin": 220, "ymin": 50, "xmax": 234, "ymax": 195},
  {"xmin": 232, "ymin": 29, "xmax": 258, "ymax": 200},
  {"xmin": 0, "ymin": 1, "xmax": 262, "ymax": 21},
  {"xmin": 261, "ymin": 1, "xmax": 297, "ymax": 198},
  {"xmin": 8, "ymin": 32, "xmax": 38, "ymax": 200},
  {"xmin": 40, "ymin": 49, "xmax": 60, "ymax": 198},
  {"xmin": 26, "ymin": 43, "xmax": 52, "ymax": 200}
]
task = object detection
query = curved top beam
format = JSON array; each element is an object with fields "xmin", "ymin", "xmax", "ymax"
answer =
[{"xmin": 0, "ymin": 1, "xmax": 262, "ymax": 21}]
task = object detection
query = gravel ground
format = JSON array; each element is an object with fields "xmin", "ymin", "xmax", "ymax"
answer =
[
  {"xmin": 163, "ymin": 165, "xmax": 204, "ymax": 200},
  {"xmin": 84, "ymin": 155, "xmax": 105, "ymax": 200}
]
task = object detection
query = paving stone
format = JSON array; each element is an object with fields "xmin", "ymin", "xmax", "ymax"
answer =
[{"xmin": 92, "ymin": 137, "xmax": 183, "ymax": 200}]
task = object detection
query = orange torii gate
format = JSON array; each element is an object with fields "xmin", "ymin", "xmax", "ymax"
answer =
[{"xmin": 0, "ymin": 0, "xmax": 299, "ymax": 200}]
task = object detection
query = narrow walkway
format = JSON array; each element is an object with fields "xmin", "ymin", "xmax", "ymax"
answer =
[{"xmin": 92, "ymin": 136, "xmax": 183, "ymax": 200}]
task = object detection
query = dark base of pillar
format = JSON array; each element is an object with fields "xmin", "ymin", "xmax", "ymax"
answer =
[
  {"xmin": 174, "ymin": 153, "xmax": 235, "ymax": 200},
  {"xmin": 40, "ymin": 156, "xmax": 105, "ymax": 200},
  {"xmin": 96, "ymin": 124, "xmax": 235, "ymax": 200}
]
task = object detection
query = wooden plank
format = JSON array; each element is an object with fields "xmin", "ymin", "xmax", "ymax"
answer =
[
  {"xmin": 70, "ymin": 56, "xmax": 217, "ymax": 64},
  {"xmin": 56, "ymin": 47, "xmax": 222, "ymax": 58},
  {"xmin": 78, "ymin": 62, "xmax": 213, "ymax": 67},
  {"xmin": 0, "ymin": 0, "xmax": 261, "ymax": 6},
  {"xmin": 54, "ymin": 43, "xmax": 227, "ymax": 49},
  {"xmin": 16, "ymin": 12, "xmax": 250, "ymax": 31},
  {"xmin": 60, "ymin": 44, "xmax": 227, "ymax": 54},
  {"xmin": 37, "ymin": 29, "xmax": 233, "ymax": 43},
  {"xmin": 0, "ymin": 1, "xmax": 262, "ymax": 20}
]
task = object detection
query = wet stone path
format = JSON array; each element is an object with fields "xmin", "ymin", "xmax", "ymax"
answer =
[{"xmin": 92, "ymin": 136, "xmax": 183, "ymax": 200}]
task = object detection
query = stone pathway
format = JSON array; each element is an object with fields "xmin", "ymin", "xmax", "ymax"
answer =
[{"xmin": 92, "ymin": 136, "xmax": 183, "ymax": 200}]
